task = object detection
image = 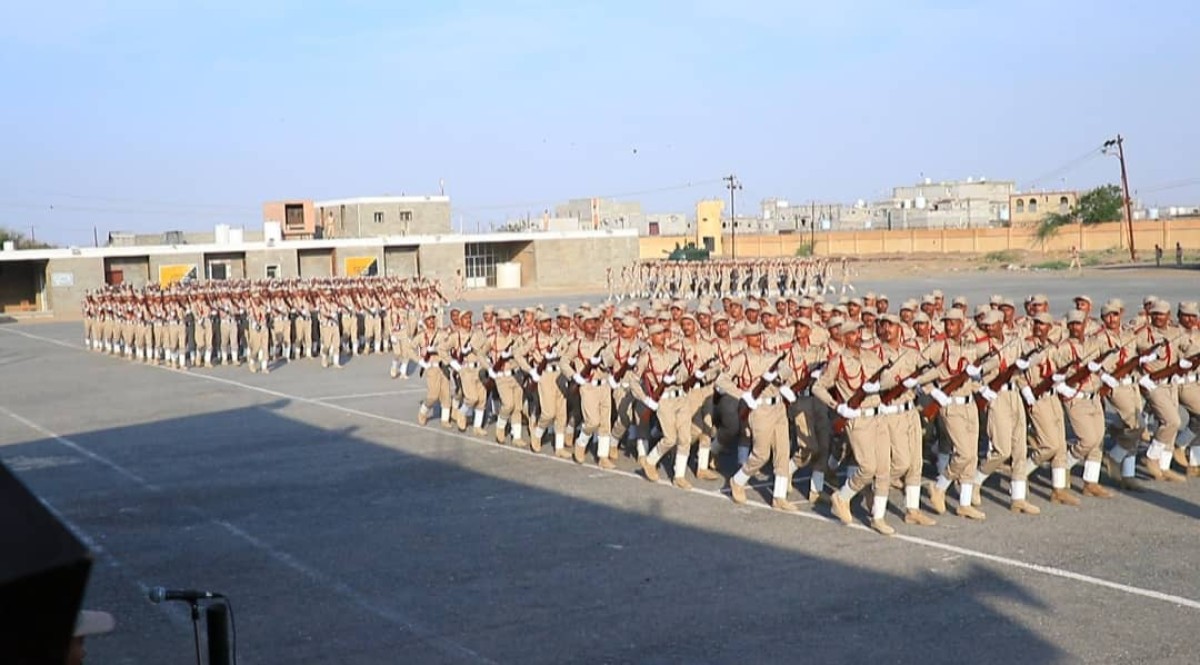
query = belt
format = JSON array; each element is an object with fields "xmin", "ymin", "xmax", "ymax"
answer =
[
  {"xmin": 661, "ymin": 387, "xmax": 685, "ymax": 400},
  {"xmin": 760, "ymin": 396, "xmax": 785, "ymax": 406},
  {"xmin": 1074, "ymin": 391, "xmax": 1098, "ymax": 400},
  {"xmin": 494, "ymin": 370, "xmax": 514, "ymax": 378},
  {"xmin": 463, "ymin": 361, "xmax": 480, "ymax": 369},
  {"xmin": 1118, "ymin": 376, "xmax": 1136, "ymax": 386},
  {"xmin": 996, "ymin": 381, "xmax": 1019, "ymax": 392},
  {"xmin": 879, "ymin": 401, "xmax": 915, "ymax": 415},
  {"xmin": 948, "ymin": 394, "xmax": 973, "ymax": 406},
  {"xmin": 544, "ymin": 364, "xmax": 561, "ymax": 373},
  {"xmin": 1183, "ymin": 374, "xmax": 1199, "ymax": 384},
  {"xmin": 587, "ymin": 378, "xmax": 606, "ymax": 388}
]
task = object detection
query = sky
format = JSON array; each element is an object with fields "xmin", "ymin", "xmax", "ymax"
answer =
[{"xmin": 2, "ymin": 0, "xmax": 1199, "ymax": 246}]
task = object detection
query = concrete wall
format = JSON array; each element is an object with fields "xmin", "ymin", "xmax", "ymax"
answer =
[
  {"xmin": 384, "ymin": 247, "xmax": 418, "ymax": 277},
  {"xmin": 1010, "ymin": 191, "xmax": 1078, "ymax": 226},
  {"xmin": 638, "ymin": 216, "xmax": 1200, "ymax": 259},
  {"xmin": 246, "ymin": 248, "xmax": 299, "ymax": 280},
  {"xmin": 104, "ymin": 256, "xmax": 150, "ymax": 286},
  {"xmin": 203, "ymin": 252, "xmax": 246, "ymax": 280},
  {"xmin": 149, "ymin": 252, "xmax": 203, "ymax": 284},
  {"xmin": 263, "ymin": 200, "xmax": 317, "ymax": 239},
  {"xmin": 318, "ymin": 199, "xmax": 451, "ymax": 238},
  {"xmin": 533, "ymin": 234, "xmax": 638, "ymax": 288},
  {"xmin": 335, "ymin": 246, "xmax": 385, "ymax": 277},
  {"xmin": 417, "ymin": 242, "xmax": 464, "ymax": 283},
  {"xmin": 45, "ymin": 257, "xmax": 106, "ymax": 318},
  {"xmin": 298, "ymin": 249, "xmax": 333, "ymax": 278}
]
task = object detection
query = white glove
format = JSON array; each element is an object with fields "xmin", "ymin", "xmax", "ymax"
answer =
[
  {"xmin": 863, "ymin": 381, "xmax": 880, "ymax": 394},
  {"xmin": 607, "ymin": 375, "xmax": 619, "ymax": 390},
  {"xmin": 426, "ymin": 345, "xmax": 436, "ymax": 353},
  {"xmin": 1139, "ymin": 375, "xmax": 1157, "ymax": 391},
  {"xmin": 1021, "ymin": 386, "xmax": 1036, "ymax": 406},
  {"xmin": 1015, "ymin": 358, "xmax": 1030, "ymax": 371},
  {"xmin": 902, "ymin": 377, "xmax": 919, "ymax": 389},
  {"xmin": 836, "ymin": 403, "xmax": 861, "ymax": 419},
  {"xmin": 1182, "ymin": 359, "xmax": 1194, "ymax": 370},
  {"xmin": 694, "ymin": 369, "xmax": 706, "ymax": 380},
  {"xmin": 501, "ymin": 351, "xmax": 512, "ymax": 360},
  {"xmin": 779, "ymin": 385, "xmax": 797, "ymax": 403},
  {"xmin": 1140, "ymin": 353, "xmax": 1158, "ymax": 365},
  {"xmin": 1051, "ymin": 373, "xmax": 1065, "ymax": 383},
  {"xmin": 627, "ymin": 355, "xmax": 639, "ymax": 367},
  {"xmin": 741, "ymin": 393, "xmax": 760, "ymax": 410},
  {"xmin": 1055, "ymin": 382, "xmax": 1077, "ymax": 399},
  {"xmin": 590, "ymin": 355, "xmax": 602, "ymax": 366},
  {"xmin": 966, "ymin": 364, "xmax": 982, "ymax": 379},
  {"xmin": 762, "ymin": 371, "xmax": 778, "ymax": 383},
  {"xmin": 460, "ymin": 345, "xmax": 472, "ymax": 355},
  {"xmin": 663, "ymin": 374, "xmax": 676, "ymax": 385},
  {"xmin": 545, "ymin": 351, "xmax": 557, "ymax": 360},
  {"xmin": 419, "ymin": 360, "xmax": 431, "ymax": 370},
  {"xmin": 487, "ymin": 368, "xmax": 498, "ymax": 379},
  {"xmin": 930, "ymin": 388, "xmax": 950, "ymax": 407},
  {"xmin": 1087, "ymin": 361, "xmax": 1102, "ymax": 372},
  {"xmin": 529, "ymin": 369, "xmax": 542, "ymax": 383},
  {"xmin": 573, "ymin": 373, "xmax": 587, "ymax": 386},
  {"xmin": 1100, "ymin": 373, "xmax": 1118, "ymax": 389},
  {"xmin": 811, "ymin": 369, "xmax": 823, "ymax": 379},
  {"xmin": 449, "ymin": 360, "xmax": 462, "ymax": 372},
  {"xmin": 979, "ymin": 386, "xmax": 998, "ymax": 403},
  {"xmin": 642, "ymin": 397, "xmax": 659, "ymax": 411}
]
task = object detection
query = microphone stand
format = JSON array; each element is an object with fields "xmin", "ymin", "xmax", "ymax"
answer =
[{"xmin": 190, "ymin": 600, "xmax": 203, "ymax": 665}]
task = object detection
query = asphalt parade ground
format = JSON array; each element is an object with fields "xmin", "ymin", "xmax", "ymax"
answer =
[{"xmin": 2, "ymin": 270, "xmax": 1198, "ymax": 664}]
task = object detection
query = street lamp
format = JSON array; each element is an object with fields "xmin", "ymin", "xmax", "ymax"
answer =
[{"xmin": 724, "ymin": 174, "xmax": 742, "ymax": 258}]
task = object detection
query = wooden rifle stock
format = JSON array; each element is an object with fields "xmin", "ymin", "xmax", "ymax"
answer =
[
  {"xmin": 921, "ymin": 346, "xmax": 1000, "ymax": 420},
  {"xmin": 881, "ymin": 360, "xmax": 936, "ymax": 406},
  {"xmin": 1030, "ymin": 357, "xmax": 1080, "ymax": 400},
  {"xmin": 1099, "ymin": 339, "xmax": 1162, "ymax": 397},
  {"xmin": 832, "ymin": 358, "xmax": 894, "ymax": 434},
  {"xmin": 737, "ymin": 352, "xmax": 789, "ymax": 421},
  {"xmin": 976, "ymin": 346, "xmax": 1040, "ymax": 412},
  {"xmin": 638, "ymin": 357, "xmax": 685, "ymax": 425}
]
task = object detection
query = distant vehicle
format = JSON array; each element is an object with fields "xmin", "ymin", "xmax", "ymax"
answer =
[{"xmin": 665, "ymin": 241, "xmax": 710, "ymax": 261}]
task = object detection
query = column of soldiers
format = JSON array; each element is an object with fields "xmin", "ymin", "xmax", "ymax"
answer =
[
  {"xmin": 408, "ymin": 290, "xmax": 1200, "ymax": 536},
  {"xmin": 81, "ymin": 276, "xmax": 445, "ymax": 373},
  {"xmin": 619, "ymin": 257, "xmax": 859, "ymax": 302}
]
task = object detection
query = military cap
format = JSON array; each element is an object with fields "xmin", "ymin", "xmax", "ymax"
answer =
[
  {"xmin": 900, "ymin": 299, "xmax": 918, "ymax": 312},
  {"xmin": 839, "ymin": 320, "xmax": 863, "ymax": 335},
  {"xmin": 1032, "ymin": 312, "xmax": 1055, "ymax": 325},
  {"xmin": 974, "ymin": 304, "xmax": 991, "ymax": 318},
  {"xmin": 980, "ymin": 310, "xmax": 1003, "ymax": 326},
  {"xmin": 793, "ymin": 316, "xmax": 814, "ymax": 328},
  {"xmin": 931, "ymin": 289, "xmax": 945, "ymax": 298},
  {"xmin": 952, "ymin": 296, "xmax": 969, "ymax": 307},
  {"xmin": 942, "ymin": 309, "xmax": 965, "ymax": 321},
  {"xmin": 1150, "ymin": 300, "xmax": 1171, "ymax": 314},
  {"xmin": 921, "ymin": 294, "xmax": 937, "ymax": 305},
  {"xmin": 744, "ymin": 300, "xmax": 761, "ymax": 311},
  {"xmin": 1029, "ymin": 293, "xmax": 1049, "ymax": 305},
  {"xmin": 647, "ymin": 323, "xmax": 666, "ymax": 335},
  {"xmin": 1065, "ymin": 310, "xmax": 1086, "ymax": 324},
  {"xmin": 741, "ymin": 323, "xmax": 765, "ymax": 336},
  {"xmin": 1180, "ymin": 302, "xmax": 1200, "ymax": 317},
  {"xmin": 1074, "ymin": 294, "xmax": 1093, "ymax": 305},
  {"xmin": 680, "ymin": 310, "xmax": 697, "ymax": 321},
  {"xmin": 1100, "ymin": 299, "xmax": 1124, "ymax": 315},
  {"xmin": 913, "ymin": 312, "xmax": 931, "ymax": 324},
  {"xmin": 535, "ymin": 311, "xmax": 552, "ymax": 322}
]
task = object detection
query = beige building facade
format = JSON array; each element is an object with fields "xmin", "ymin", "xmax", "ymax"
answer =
[{"xmin": 1009, "ymin": 190, "xmax": 1079, "ymax": 226}]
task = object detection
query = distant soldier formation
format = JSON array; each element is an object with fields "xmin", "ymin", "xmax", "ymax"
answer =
[
  {"xmin": 81, "ymin": 263, "xmax": 1200, "ymax": 535},
  {"xmin": 616, "ymin": 257, "xmax": 857, "ymax": 301},
  {"xmin": 81, "ymin": 276, "xmax": 445, "ymax": 372}
]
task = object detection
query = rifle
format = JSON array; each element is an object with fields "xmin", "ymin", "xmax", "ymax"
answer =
[
  {"xmin": 1099, "ymin": 338, "xmax": 1164, "ymax": 397},
  {"xmin": 922, "ymin": 345, "xmax": 1002, "ymax": 420},
  {"xmin": 481, "ymin": 339, "xmax": 518, "ymax": 396},
  {"xmin": 638, "ymin": 357, "xmax": 685, "ymax": 426},
  {"xmin": 832, "ymin": 356, "xmax": 896, "ymax": 434},
  {"xmin": 417, "ymin": 332, "xmax": 439, "ymax": 378},
  {"xmin": 737, "ymin": 352, "xmax": 789, "ymax": 421},
  {"xmin": 1030, "ymin": 356, "xmax": 1080, "ymax": 400},
  {"xmin": 1062, "ymin": 345, "xmax": 1119, "ymax": 389},
  {"xmin": 1144, "ymin": 340, "xmax": 1195, "ymax": 384},
  {"xmin": 976, "ymin": 344, "xmax": 1043, "ymax": 412},
  {"xmin": 610, "ymin": 346, "xmax": 641, "ymax": 385},
  {"xmin": 681, "ymin": 356, "xmax": 719, "ymax": 392},
  {"xmin": 788, "ymin": 360, "xmax": 827, "ymax": 397},
  {"xmin": 880, "ymin": 359, "xmax": 936, "ymax": 405},
  {"xmin": 568, "ymin": 340, "xmax": 611, "ymax": 397}
]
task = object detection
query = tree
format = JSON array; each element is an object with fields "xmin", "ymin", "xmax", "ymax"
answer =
[
  {"xmin": 0, "ymin": 226, "xmax": 55, "ymax": 249},
  {"xmin": 1035, "ymin": 184, "xmax": 1124, "ymax": 241}
]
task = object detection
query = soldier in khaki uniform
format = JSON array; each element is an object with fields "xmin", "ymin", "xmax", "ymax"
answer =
[
  {"xmin": 676, "ymin": 312, "xmax": 721, "ymax": 481},
  {"xmin": 447, "ymin": 310, "xmax": 490, "ymax": 433},
  {"xmin": 1136, "ymin": 300, "xmax": 1193, "ymax": 482},
  {"xmin": 1056, "ymin": 310, "xmax": 1115, "ymax": 499},
  {"xmin": 784, "ymin": 317, "xmax": 831, "ymax": 504},
  {"xmin": 634, "ymin": 325, "xmax": 695, "ymax": 487},
  {"xmin": 721, "ymin": 323, "xmax": 799, "ymax": 512},
  {"xmin": 1096, "ymin": 299, "xmax": 1146, "ymax": 489},
  {"xmin": 1019, "ymin": 312, "xmax": 1079, "ymax": 506},
  {"xmin": 972, "ymin": 310, "xmax": 1040, "ymax": 514},
  {"xmin": 567, "ymin": 312, "xmax": 616, "ymax": 468},
  {"xmin": 415, "ymin": 312, "xmax": 453, "ymax": 428},
  {"xmin": 1172, "ymin": 301, "xmax": 1200, "ymax": 476},
  {"xmin": 814, "ymin": 320, "xmax": 894, "ymax": 534},
  {"xmin": 520, "ymin": 312, "xmax": 569, "ymax": 456},
  {"xmin": 487, "ymin": 311, "xmax": 527, "ymax": 446},
  {"xmin": 916, "ymin": 309, "xmax": 994, "ymax": 521}
]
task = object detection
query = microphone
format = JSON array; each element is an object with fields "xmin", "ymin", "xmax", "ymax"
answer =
[{"xmin": 147, "ymin": 586, "xmax": 224, "ymax": 604}]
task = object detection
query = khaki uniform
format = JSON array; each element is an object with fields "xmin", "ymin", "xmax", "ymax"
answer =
[
  {"xmin": 567, "ymin": 336, "xmax": 615, "ymax": 463},
  {"xmin": 487, "ymin": 330, "xmax": 526, "ymax": 443},
  {"xmin": 631, "ymin": 346, "xmax": 691, "ymax": 481},
  {"xmin": 447, "ymin": 326, "xmax": 491, "ymax": 431},
  {"xmin": 519, "ymin": 331, "xmax": 570, "ymax": 452},
  {"xmin": 721, "ymin": 348, "xmax": 796, "ymax": 501},
  {"xmin": 815, "ymin": 346, "xmax": 887, "ymax": 501},
  {"xmin": 416, "ymin": 326, "xmax": 452, "ymax": 425},
  {"xmin": 1136, "ymin": 323, "xmax": 1193, "ymax": 474}
]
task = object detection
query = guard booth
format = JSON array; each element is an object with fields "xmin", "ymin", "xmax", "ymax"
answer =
[{"xmin": 0, "ymin": 258, "xmax": 47, "ymax": 314}]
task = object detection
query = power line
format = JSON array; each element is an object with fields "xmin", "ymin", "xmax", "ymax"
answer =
[
  {"xmin": 1025, "ymin": 145, "xmax": 1104, "ymax": 189},
  {"xmin": 1138, "ymin": 178, "xmax": 1200, "ymax": 195},
  {"xmin": 455, "ymin": 177, "xmax": 724, "ymax": 213},
  {"xmin": 4, "ymin": 190, "xmax": 255, "ymax": 211}
]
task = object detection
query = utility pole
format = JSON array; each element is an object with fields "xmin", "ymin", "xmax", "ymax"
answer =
[
  {"xmin": 723, "ymin": 174, "xmax": 742, "ymax": 258},
  {"xmin": 1105, "ymin": 134, "xmax": 1137, "ymax": 261}
]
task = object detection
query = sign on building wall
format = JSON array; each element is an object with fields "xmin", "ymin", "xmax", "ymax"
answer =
[
  {"xmin": 50, "ymin": 272, "xmax": 74, "ymax": 287},
  {"xmin": 158, "ymin": 264, "xmax": 198, "ymax": 285},
  {"xmin": 343, "ymin": 256, "xmax": 378, "ymax": 276}
]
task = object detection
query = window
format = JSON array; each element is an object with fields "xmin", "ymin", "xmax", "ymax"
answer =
[
  {"xmin": 1028, "ymin": 198, "xmax": 1038, "ymax": 214},
  {"xmin": 1059, "ymin": 196, "xmax": 1070, "ymax": 213},
  {"xmin": 266, "ymin": 264, "xmax": 280, "ymax": 279},
  {"xmin": 373, "ymin": 211, "xmax": 384, "ymax": 224},
  {"xmin": 1015, "ymin": 199, "xmax": 1025, "ymax": 214},
  {"xmin": 284, "ymin": 204, "xmax": 305, "ymax": 231},
  {"xmin": 399, "ymin": 210, "xmax": 413, "ymax": 222},
  {"xmin": 464, "ymin": 242, "xmax": 515, "ymax": 287}
]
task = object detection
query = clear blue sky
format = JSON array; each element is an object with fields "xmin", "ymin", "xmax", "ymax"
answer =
[{"xmin": 3, "ymin": 0, "xmax": 1198, "ymax": 246}]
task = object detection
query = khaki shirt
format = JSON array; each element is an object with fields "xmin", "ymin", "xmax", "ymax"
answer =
[{"xmin": 814, "ymin": 345, "xmax": 886, "ymax": 410}]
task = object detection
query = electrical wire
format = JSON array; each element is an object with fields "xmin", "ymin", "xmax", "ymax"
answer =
[
  {"xmin": 1025, "ymin": 145, "xmax": 1104, "ymax": 190},
  {"xmin": 455, "ymin": 177, "xmax": 724, "ymax": 212}
]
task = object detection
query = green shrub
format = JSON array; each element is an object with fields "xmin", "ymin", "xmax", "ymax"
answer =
[
  {"xmin": 983, "ymin": 250, "xmax": 1019, "ymax": 263},
  {"xmin": 794, "ymin": 244, "xmax": 813, "ymax": 257}
]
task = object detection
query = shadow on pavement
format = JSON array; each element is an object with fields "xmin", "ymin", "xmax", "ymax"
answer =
[{"xmin": 3, "ymin": 404, "xmax": 1063, "ymax": 664}]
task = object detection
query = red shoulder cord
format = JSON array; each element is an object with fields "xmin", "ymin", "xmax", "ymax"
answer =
[
  {"xmin": 942, "ymin": 339, "xmax": 966, "ymax": 373},
  {"xmin": 738, "ymin": 353, "xmax": 753, "ymax": 390},
  {"xmin": 789, "ymin": 343, "xmax": 807, "ymax": 376},
  {"xmin": 838, "ymin": 353, "xmax": 865, "ymax": 390}
]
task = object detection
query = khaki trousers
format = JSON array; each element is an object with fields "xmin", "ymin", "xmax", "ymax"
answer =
[
  {"xmin": 535, "ymin": 371, "xmax": 568, "ymax": 432},
  {"xmin": 1063, "ymin": 395, "xmax": 1105, "ymax": 462},
  {"xmin": 743, "ymin": 401, "xmax": 792, "ymax": 479},
  {"xmin": 611, "ymin": 384, "xmax": 638, "ymax": 442},
  {"xmin": 790, "ymin": 396, "xmax": 831, "ymax": 469},
  {"xmin": 845, "ymin": 413, "xmax": 889, "ymax": 495},
  {"xmin": 981, "ymin": 390, "xmax": 1028, "ymax": 478},
  {"xmin": 1028, "ymin": 395, "xmax": 1068, "ymax": 469},
  {"xmin": 654, "ymin": 393, "xmax": 692, "ymax": 454},
  {"xmin": 1105, "ymin": 383, "xmax": 1143, "ymax": 453},
  {"xmin": 1176, "ymin": 382, "xmax": 1200, "ymax": 438},
  {"xmin": 1142, "ymin": 384, "xmax": 1181, "ymax": 445},
  {"xmin": 423, "ymin": 365, "xmax": 452, "ymax": 409},
  {"xmin": 937, "ymin": 401, "xmax": 979, "ymax": 483},
  {"xmin": 887, "ymin": 405, "xmax": 923, "ymax": 486},
  {"xmin": 495, "ymin": 375, "xmax": 523, "ymax": 423},
  {"xmin": 460, "ymin": 363, "xmax": 488, "ymax": 410},
  {"xmin": 579, "ymin": 382, "xmax": 613, "ymax": 437}
]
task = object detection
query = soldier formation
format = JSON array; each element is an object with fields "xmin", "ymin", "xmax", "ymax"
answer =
[
  {"xmin": 81, "ymin": 276, "xmax": 446, "ymax": 372},
  {"xmin": 81, "ymin": 267, "xmax": 1200, "ymax": 536},
  {"xmin": 403, "ymin": 287, "xmax": 1200, "ymax": 536},
  {"xmin": 613, "ymin": 257, "xmax": 856, "ymax": 302}
]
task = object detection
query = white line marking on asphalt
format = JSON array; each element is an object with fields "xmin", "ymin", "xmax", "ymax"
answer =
[
  {"xmin": 0, "ymin": 403, "xmax": 498, "ymax": 664},
  {"xmin": 7, "ymin": 325, "xmax": 1200, "ymax": 612}
]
